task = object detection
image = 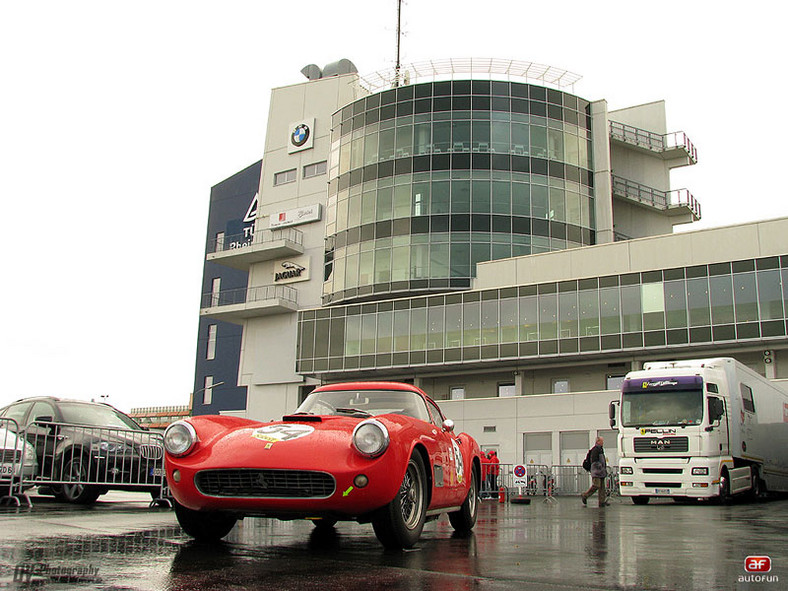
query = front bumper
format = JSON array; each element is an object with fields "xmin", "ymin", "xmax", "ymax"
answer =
[{"xmin": 618, "ymin": 457, "xmax": 722, "ymax": 498}]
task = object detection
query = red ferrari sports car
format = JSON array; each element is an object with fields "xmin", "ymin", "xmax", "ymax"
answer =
[{"xmin": 164, "ymin": 382, "xmax": 482, "ymax": 549}]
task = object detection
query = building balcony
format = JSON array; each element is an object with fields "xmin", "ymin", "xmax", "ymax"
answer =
[
  {"xmin": 610, "ymin": 121, "xmax": 698, "ymax": 167},
  {"xmin": 611, "ymin": 174, "xmax": 701, "ymax": 221},
  {"xmin": 206, "ymin": 227, "xmax": 305, "ymax": 271},
  {"xmin": 200, "ymin": 284, "xmax": 298, "ymax": 323}
]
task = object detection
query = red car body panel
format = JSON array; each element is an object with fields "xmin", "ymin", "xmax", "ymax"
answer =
[{"xmin": 165, "ymin": 382, "xmax": 481, "ymax": 521}]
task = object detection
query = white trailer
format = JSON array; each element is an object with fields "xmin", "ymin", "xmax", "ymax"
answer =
[{"xmin": 609, "ymin": 358, "xmax": 788, "ymax": 504}]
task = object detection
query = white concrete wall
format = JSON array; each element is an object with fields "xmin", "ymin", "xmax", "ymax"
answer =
[
  {"xmin": 474, "ymin": 217, "xmax": 788, "ymax": 290},
  {"xmin": 437, "ymin": 390, "xmax": 618, "ymax": 467}
]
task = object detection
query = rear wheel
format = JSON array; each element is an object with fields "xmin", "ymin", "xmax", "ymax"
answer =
[
  {"xmin": 449, "ymin": 466, "xmax": 479, "ymax": 532},
  {"xmin": 60, "ymin": 455, "xmax": 101, "ymax": 505},
  {"xmin": 372, "ymin": 452, "xmax": 427, "ymax": 550},
  {"xmin": 174, "ymin": 502, "xmax": 238, "ymax": 542},
  {"xmin": 632, "ymin": 496, "xmax": 650, "ymax": 505}
]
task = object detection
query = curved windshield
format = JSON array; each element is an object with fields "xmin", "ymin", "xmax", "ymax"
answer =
[
  {"xmin": 621, "ymin": 390, "xmax": 703, "ymax": 427},
  {"xmin": 58, "ymin": 403, "xmax": 141, "ymax": 430},
  {"xmin": 295, "ymin": 389, "xmax": 431, "ymax": 422}
]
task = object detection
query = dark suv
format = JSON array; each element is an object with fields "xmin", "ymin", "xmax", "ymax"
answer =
[{"xmin": 0, "ymin": 397, "xmax": 164, "ymax": 504}]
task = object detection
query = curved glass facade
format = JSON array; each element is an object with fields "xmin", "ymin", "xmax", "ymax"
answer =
[{"xmin": 323, "ymin": 80, "xmax": 595, "ymax": 305}]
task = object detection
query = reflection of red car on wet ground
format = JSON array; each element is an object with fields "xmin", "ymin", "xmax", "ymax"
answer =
[{"xmin": 164, "ymin": 382, "xmax": 482, "ymax": 549}]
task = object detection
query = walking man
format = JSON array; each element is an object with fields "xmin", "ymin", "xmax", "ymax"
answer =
[{"xmin": 581, "ymin": 436, "xmax": 608, "ymax": 507}]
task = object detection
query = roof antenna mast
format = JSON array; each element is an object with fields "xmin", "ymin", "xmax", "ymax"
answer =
[{"xmin": 395, "ymin": 0, "xmax": 403, "ymax": 87}]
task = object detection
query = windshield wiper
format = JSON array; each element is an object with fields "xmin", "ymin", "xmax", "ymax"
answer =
[{"xmin": 335, "ymin": 407, "xmax": 372, "ymax": 417}]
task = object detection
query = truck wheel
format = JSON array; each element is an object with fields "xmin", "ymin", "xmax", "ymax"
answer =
[
  {"xmin": 632, "ymin": 496, "xmax": 650, "ymax": 505},
  {"xmin": 372, "ymin": 452, "xmax": 427, "ymax": 549},
  {"xmin": 749, "ymin": 467, "xmax": 763, "ymax": 502},
  {"xmin": 719, "ymin": 470, "xmax": 732, "ymax": 504},
  {"xmin": 174, "ymin": 501, "xmax": 237, "ymax": 542},
  {"xmin": 449, "ymin": 465, "xmax": 479, "ymax": 533}
]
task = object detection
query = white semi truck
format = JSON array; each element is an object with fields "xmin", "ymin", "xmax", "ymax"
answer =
[{"xmin": 609, "ymin": 358, "xmax": 788, "ymax": 504}]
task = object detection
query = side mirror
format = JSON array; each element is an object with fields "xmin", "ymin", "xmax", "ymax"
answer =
[
  {"xmin": 442, "ymin": 419, "xmax": 455, "ymax": 433},
  {"xmin": 608, "ymin": 401, "xmax": 618, "ymax": 429}
]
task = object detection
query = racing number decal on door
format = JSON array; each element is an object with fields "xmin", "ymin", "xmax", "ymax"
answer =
[
  {"xmin": 252, "ymin": 424, "xmax": 315, "ymax": 443},
  {"xmin": 452, "ymin": 440, "xmax": 464, "ymax": 484}
]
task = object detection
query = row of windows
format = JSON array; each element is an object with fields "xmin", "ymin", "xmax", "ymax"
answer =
[
  {"xmin": 330, "ymin": 115, "xmax": 592, "ymax": 175},
  {"xmin": 298, "ymin": 258, "xmax": 788, "ymax": 369},
  {"xmin": 323, "ymin": 233, "xmax": 587, "ymax": 295},
  {"xmin": 334, "ymin": 82, "xmax": 591, "ymax": 131},
  {"xmin": 273, "ymin": 161, "xmax": 327, "ymax": 186},
  {"xmin": 327, "ymin": 177, "xmax": 595, "ymax": 234}
]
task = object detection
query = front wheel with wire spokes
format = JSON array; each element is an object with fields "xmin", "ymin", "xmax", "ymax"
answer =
[{"xmin": 372, "ymin": 452, "xmax": 427, "ymax": 549}]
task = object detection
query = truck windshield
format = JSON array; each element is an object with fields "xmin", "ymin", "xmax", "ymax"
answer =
[{"xmin": 621, "ymin": 390, "xmax": 703, "ymax": 427}]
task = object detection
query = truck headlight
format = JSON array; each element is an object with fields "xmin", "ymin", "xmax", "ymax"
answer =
[
  {"xmin": 691, "ymin": 467, "xmax": 709, "ymax": 476},
  {"xmin": 352, "ymin": 420, "xmax": 389, "ymax": 458},
  {"xmin": 164, "ymin": 421, "xmax": 198, "ymax": 457},
  {"xmin": 620, "ymin": 466, "xmax": 633, "ymax": 474}
]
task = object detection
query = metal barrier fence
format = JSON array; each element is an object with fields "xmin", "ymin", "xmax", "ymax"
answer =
[
  {"xmin": 0, "ymin": 417, "xmax": 170, "ymax": 508},
  {"xmin": 481, "ymin": 462, "xmax": 620, "ymax": 501}
]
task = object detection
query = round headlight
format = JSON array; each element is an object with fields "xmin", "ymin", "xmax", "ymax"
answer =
[
  {"xmin": 352, "ymin": 420, "xmax": 389, "ymax": 458},
  {"xmin": 164, "ymin": 421, "xmax": 198, "ymax": 457}
]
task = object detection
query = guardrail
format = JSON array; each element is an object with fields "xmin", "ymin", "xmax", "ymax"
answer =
[
  {"xmin": 0, "ymin": 418, "xmax": 170, "ymax": 508},
  {"xmin": 484, "ymin": 463, "xmax": 620, "ymax": 501}
]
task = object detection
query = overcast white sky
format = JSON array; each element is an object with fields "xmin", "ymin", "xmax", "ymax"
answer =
[{"xmin": 2, "ymin": 1, "xmax": 786, "ymax": 413}]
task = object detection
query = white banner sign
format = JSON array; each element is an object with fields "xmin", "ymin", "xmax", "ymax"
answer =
[{"xmin": 269, "ymin": 203, "xmax": 321, "ymax": 229}]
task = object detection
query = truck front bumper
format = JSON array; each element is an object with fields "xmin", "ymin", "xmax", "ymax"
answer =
[{"xmin": 618, "ymin": 457, "xmax": 723, "ymax": 499}]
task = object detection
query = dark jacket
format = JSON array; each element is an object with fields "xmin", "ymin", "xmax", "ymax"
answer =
[{"xmin": 589, "ymin": 444, "xmax": 607, "ymax": 479}]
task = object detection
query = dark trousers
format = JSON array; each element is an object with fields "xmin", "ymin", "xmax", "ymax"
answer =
[{"xmin": 582, "ymin": 477, "xmax": 606, "ymax": 506}]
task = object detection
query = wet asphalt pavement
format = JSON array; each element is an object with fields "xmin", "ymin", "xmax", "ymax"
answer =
[{"xmin": 0, "ymin": 491, "xmax": 786, "ymax": 590}]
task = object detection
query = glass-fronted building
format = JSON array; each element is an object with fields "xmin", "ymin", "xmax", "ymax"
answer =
[{"xmin": 195, "ymin": 58, "xmax": 786, "ymax": 467}]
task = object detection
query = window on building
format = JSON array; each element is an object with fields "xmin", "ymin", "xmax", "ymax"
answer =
[
  {"xmin": 203, "ymin": 376, "xmax": 214, "ymax": 405},
  {"xmin": 206, "ymin": 325, "xmax": 217, "ymax": 360},
  {"xmin": 450, "ymin": 386, "xmax": 465, "ymax": 400},
  {"xmin": 606, "ymin": 375, "xmax": 625, "ymax": 391},
  {"xmin": 274, "ymin": 168, "xmax": 297, "ymax": 186},
  {"xmin": 215, "ymin": 232, "xmax": 225, "ymax": 252},
  {"xmin": 552, "ymin": 379, "xmax": 569, "ymax": 394},
  {"xmin": 211, "ymin": 277, "xmax": 221, "ymax": 307},
  {"xmin": 498, "ymin": 383, "xmax": 516, "ymax": 397},
  {"xmin": 303, "ymin": 161, "xmax": 327, "ymax": 179}
]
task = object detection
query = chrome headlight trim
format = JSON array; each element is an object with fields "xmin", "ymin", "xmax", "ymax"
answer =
[
  {"xmin": 352, "ymin": 419, "xmax": 390, "ymax": 458},
  {"xmin": 163, "ymin": 420, "xmax": 198, "ymax": 457}
]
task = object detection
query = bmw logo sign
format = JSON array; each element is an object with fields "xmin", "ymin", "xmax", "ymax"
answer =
[{"xmin": 291, "ymin": 123, "xmax": 310, "ymax": 147}]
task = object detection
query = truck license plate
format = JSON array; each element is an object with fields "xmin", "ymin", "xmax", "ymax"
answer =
[{"xmin": 655, "ymin": 488, "xmax": 670, "ymax": 494}]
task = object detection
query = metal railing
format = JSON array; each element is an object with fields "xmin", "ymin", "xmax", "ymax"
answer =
[
  {"xmin": 610, "ymin": 120, "xmax": 698, "ymax": 164},
  {"xmin": 0, "ymin": 418, "xmax": 170, "ymax": 508},
  {"xmin": 611, "ymin": 175, "xmax": 701, "ymax": 220},
  {"xmin": 207, "ymin": 227, "xmax": 304, "ymax": 255},
  {"xmin": 201, "ymin": 284, "xmax": 298, "ymax": 309},
  {"xmin": 485, "ymin": 463, "xmax": 620, "ymax": 501}
]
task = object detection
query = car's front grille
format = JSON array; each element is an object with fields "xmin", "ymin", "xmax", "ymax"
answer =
[
  {"xmin": 138, "ymin": 444, "xmax": 164, "ymax": 460},
  {"xmin": 195, "ymin": 469, "xmax": 336, "ymax": 498},
  {"xmin": 633, "ymin": 436, "xmax": 689, "ymax": 453},
  {"xmin": 645, "ymin": 482, "xmax": 682, "ymax": 488},
  {"xmin": 0, "ymin": 450, "xmax": 21, "ymax": 463},
  {"xmin": 642, "ymin": 468, "xmax": 683, "ymax": 474}
]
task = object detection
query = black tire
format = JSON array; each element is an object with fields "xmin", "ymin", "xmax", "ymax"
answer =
[
  {"xmin": 719, "ymin": 470, "xmax": 733, "ymax": 505},
  {"xmin": 449, "ymin": 465, "xmax": 479, "ymax": 533},
  {"xmin": 372, "ymin": 452, "xmax": 427, "ymax": 550},
  {"xmin": 748, "ymin": 467, "xmax": 763, "ymax": 502},
  {"xmin": 60, "ymin": 455, "xmax": 101, "ymax": 505},
  {"xmin": 632, "ymin": 496, "xmax": 650, "ymax": 505},
  {"xmin": 174, "ymin": 501, "xmax": 238, "ymax": 542}
]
